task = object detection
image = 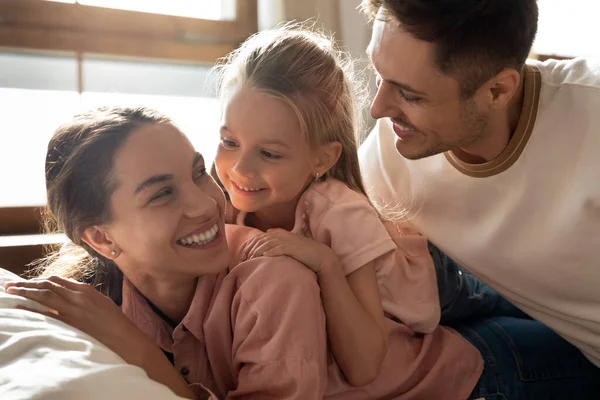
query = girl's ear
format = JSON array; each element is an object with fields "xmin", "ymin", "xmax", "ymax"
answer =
[{"xmin": 312, "ymin": 141, "xmax": 342, "ymax": 177}]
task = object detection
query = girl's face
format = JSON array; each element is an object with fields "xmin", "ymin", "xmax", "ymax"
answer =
[
  {"xmin": 99, "ymin": 123, "xmax": 230, "ymax": 282},
  {"xmin": 215, "ymin": 87, "xmax": 318, "ymax": 216}
]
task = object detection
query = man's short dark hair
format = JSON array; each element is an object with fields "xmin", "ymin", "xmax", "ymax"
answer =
[{"xmin": 362, "ymin": 0, "xmax": 539, "ymax": 97}]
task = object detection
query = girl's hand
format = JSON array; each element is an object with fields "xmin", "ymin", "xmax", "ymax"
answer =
[
  {"xmin": 4, "ymin": 276, "xmax": 153, "ymax": 367},
  {"xmin": 240, "ymin": 228, "xmax": 338, "ymax": 274}
]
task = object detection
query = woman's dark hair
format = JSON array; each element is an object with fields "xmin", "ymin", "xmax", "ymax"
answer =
[{"xmin": 34, "ymin": 106, "xmax": 172, "ymax": 303}]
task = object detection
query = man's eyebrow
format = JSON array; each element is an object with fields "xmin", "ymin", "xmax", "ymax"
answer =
[
  {"xmin": 365, "ymin": 47, "xmax": 426, "ymax": 95},
  {"xmin": 135, "ymin": 174, "xmax": 173, "ymax": 194},
  {"xmin": 386, "ymin": 79, "xmax": 427, "ymax": 95}
]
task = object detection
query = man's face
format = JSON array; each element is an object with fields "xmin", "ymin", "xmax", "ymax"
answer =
[{"xmin": 367, "ymin": 17, "xmax": 490, "ymax": 160}]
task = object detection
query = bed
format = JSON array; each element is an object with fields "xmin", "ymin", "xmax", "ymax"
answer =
[{"xmin": 0, "ymin": 267, "xmax": 188, "ymax": 400}]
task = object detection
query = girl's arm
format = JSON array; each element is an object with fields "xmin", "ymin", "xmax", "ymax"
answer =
[
  {"xmin": 317, "ymin": 257, "xmax": 388, "ymax": 386},
  {"xmin": 241, "ymin": 230, "xmax": 388, "ymax": 387}
]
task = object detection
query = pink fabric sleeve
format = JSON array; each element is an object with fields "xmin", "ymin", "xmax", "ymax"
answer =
[
  {"xmin": 226, "ymin": 257, "xmax": 328, "ymax": 399},
  {"xmin": 313, "ymin": 199, "xmax": 396, "ymax": 277},
  {"xmin": 377, "ymin": 221, "xmax": 441, "ymax": 333}
]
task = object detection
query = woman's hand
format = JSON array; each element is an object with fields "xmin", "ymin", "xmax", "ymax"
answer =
[
  {"xmin": 5, "ymin": 276, "xmax": 195, "ymax": 399},
  {"xmin": 4, "ymin": 276, "xmax": 151, "ymax": 366},
  {"xmin": 240, "ymin": 228, "xmax": 338, "ymax": 275}
]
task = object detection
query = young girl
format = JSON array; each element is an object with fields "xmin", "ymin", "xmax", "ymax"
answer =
[{"xmin": 212, "ymin": 25, "xmax": 440, "ymax": 386}]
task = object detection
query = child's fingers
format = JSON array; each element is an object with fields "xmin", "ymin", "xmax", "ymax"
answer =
[
  {"xmin": 240, "ymin": 236, "xmax": 261, "ymax": 261},
  {"xmin": 241, "ymin": 236, "xmax": 270, "ymax": 261},
  {"xmin": 263, "ymin": 245, "xmax": 286, "ymax": 257},
  {"xmin": 249, "ymin": 239, "xmax": 281, "ymax": 259}
]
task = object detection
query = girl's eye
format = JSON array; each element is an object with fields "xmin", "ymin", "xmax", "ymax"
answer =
[
  {"xmin": 220, "ymin": 138, "xmax": 237, "ymax": 148},
  {"xmin": 261, "ymin": 150, "xmax": 282, "ymax": 159},
  {"xmin": 193, "ymin": 167, "xmax": 207, "ymax": 182},
  {"xmin": 150, "ymin": 187, "xmax": 172, "ymax": 202}
]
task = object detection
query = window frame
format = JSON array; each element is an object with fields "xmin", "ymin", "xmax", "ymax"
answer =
[
  {"xmin": 0, "ymin": 0, "xmax": 257, "ymax": 274},
  {"xmin": 0, "ymin": 0, "xmax": 258, "ymax": 63}
]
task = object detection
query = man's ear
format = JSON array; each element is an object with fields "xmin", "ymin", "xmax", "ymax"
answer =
[
  {"xmin": 481, "ymin": 68, "xmax": 522, "ymax": 109},
  {"xmin": 312, "ymin": 141, "xmax": 342, "ymax": 177},
  {"xmin": 81, "ymin": 226, "xmax": 119, "ymax": 259}
]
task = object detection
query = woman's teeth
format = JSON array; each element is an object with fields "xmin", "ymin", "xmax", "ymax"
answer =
[{"xmin": 178, "ymin": 224, "xmax": 219, "ymax": 246}]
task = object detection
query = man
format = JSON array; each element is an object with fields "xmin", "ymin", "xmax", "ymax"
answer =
[{"xmin": 359, "ymin": 0, "xmax": 600, "ymax": 367}]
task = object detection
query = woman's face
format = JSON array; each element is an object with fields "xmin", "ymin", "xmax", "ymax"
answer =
[{"xmin": 102, "ymin": 123, "xmax": 230, "ymax": 281}]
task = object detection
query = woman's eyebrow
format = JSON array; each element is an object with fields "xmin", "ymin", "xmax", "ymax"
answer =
[{"xmin": 135, "ymin": 174, "xmax": 173, "ymax": 194}]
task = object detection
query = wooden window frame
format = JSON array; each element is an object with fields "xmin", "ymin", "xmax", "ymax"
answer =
[
  {"xmin": 533, "ymin": 54, "xmax": 574, "ymax": 62},
  {"xmin": 0, "ymin": 206, "xmax": 48, "ymax": 276},
  {"xmin": 0, "ymin": 0, "xmax": 258, "ymax": 63}
]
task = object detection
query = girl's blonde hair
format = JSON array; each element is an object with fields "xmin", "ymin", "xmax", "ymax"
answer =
[{"xmin": 213, "ymin": 22, "xmax": 369, "ymax": 196}]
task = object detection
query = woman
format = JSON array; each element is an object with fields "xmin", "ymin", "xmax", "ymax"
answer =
[
  {"xmin": 6, "ymin": 106, "xmax": 600, "ymax": 399},
  {"xmin": 6, "ymin": 107, "xmax": 328, "ymax": 399}
]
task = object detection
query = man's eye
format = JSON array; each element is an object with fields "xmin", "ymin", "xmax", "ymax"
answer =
[{"xmin": 400, "ymin": 91, "xmax": 421, "ymax": 103}]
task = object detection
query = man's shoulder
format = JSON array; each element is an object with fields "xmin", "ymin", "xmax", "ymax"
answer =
[{"xmin": 531, "ymin": 57, "xmax": 600, "ymax": 92}]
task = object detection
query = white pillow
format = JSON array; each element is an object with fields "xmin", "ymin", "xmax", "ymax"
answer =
[{"xmin": 0, "ymin": 268, "xmax": 188, "ymax": 400}]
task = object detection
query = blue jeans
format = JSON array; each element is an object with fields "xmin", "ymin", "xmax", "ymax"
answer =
[
  {"xmin": 428, "ymin": 241, "xmax": 529, "ymax": 323},
  {"xmin": 453, "ymin": 317, "xmax": 600, "ymax": 399}
]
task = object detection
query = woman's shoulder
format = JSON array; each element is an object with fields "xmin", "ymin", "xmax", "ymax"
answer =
[{"xmin": 224, "ymin": 225, "xmax": 319, "ymax": 293}]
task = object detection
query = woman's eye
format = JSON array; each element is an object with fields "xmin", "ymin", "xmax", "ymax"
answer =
[
  {"xmin": 193, "ymin": 167, "xmax": 207, "ymax": 181},
  {"xmin": 150, "ymin": 188, "xmax": 172, "ymax": 202},
  {"xmin": 261, "ymin": 150, "xmax": 281, "ymax": 159}
]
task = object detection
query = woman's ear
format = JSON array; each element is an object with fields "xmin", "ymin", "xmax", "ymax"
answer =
[
  {"xmin": 81, "ymin": 226, "xmax": 118, "ymax": 259},
  {"xmin": 313, "ymin": 141, "xmax": 342, "ymax": 177}
]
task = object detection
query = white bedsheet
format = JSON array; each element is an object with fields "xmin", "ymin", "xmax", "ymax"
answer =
[{"xmin": 0, "ymin": 268, "xmax": 187, "ymax": 400}]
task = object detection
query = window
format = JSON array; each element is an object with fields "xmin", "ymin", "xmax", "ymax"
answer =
[
  {"xmin": 46, "ymin": 0, "xmax": 236, "ymax": 20},
  {"xmin": 0, "ymin": 0, "xmax": 257, "ymax": 208},
  {"xmin": 0, "ymin": 1, "xmax": 257, "ymax": 275},
  {"xmin": 533, "ymin": 0, "xmax": 600, "ymax": 58},
  {"xmin": 0, "ymin": 0, "xmax": 257, "ymax": 62},
  {"xmin": 0, "ymin": 52, "xmax": 220, "ymax": 207}
]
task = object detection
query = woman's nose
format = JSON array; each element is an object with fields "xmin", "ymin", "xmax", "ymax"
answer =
[{"xmin": 183, "ymin": 185, "xmax": 218, "ymax": 221}]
